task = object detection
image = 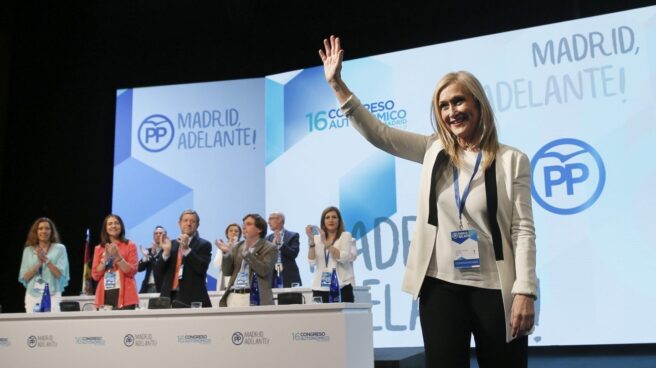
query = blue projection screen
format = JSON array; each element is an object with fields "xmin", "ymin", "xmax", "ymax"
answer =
[{"xmin": 114, "ymin": 6, "xmax": 656, "ymax": 347}]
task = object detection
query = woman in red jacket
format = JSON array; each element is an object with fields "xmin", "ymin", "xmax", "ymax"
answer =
[{"xmin": 91, "ymin": 214, "xmax": 139, "ymax": 309}]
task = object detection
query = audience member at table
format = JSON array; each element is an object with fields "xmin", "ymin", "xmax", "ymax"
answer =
[
  {"xmin": 91, "ymin": 214, "xmax": 139, "ymax": 310},
  {"xmin": 219, "ymin": 214, "xmax": 278, "ymax": 307},
  {"xmin": 18, "ymin": 217, "xmax": 70, "ymax": 313}
]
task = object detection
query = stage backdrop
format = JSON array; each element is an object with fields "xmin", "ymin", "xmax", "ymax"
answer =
[{"xmin": 114, "ymin": 6, "xmax": 656, "ymax": 347}]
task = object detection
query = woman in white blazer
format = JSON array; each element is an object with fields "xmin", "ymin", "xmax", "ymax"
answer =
[
  {"xmin": 319, "ymin": 36, "xmax": 537, "ymax": 368},
  {"xmin": 306, "ymin": 206, "xmax": 356, "ymax": 303}
]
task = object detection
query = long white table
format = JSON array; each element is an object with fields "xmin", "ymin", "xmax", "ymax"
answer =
[
  {"xmin": 60, "ymin": 286, "xmax": 371, "ymax": 309},
  {"xmin": 0, "ymin": 303, "xmax": 373, "ymax": 368}
]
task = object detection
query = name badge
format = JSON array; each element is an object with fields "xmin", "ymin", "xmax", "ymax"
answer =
[
  {"xmin": 235, "ymin": 271, "xmax": 249, "ymax": 289},
  {"xmin": 320, "ymin": 272, "xmax": 332, "ymax": 288},
  {"xmin": 178, "ymin": 264, "xmax": 184, "ymax": 280},
  {"xmin": 451, "ymin": 229, "xmax": 481, "ymax": 269},
  {"xmin": 104, "ymin": 271, "xmax": 120, "ymax": 290},
  {"xmin": 33, "ymin": 277, "xmax": 46, "ymax": 294}
]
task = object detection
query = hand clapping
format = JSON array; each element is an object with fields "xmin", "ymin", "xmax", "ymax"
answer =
[
  {"xmin": 305, "ymin": 225, "xmax": 314, "ymax": 239},
  {"xmin": 178, "ymin": 234, "xmax": 190, "ymax": 251},
  {"xmin": 160, "ymin": 236, "xmax": 172, "ymax": 256},
  {"xmin": 214, "ymin": 239, "xmax": 231, "ymax": 254},
  {"xmin": 36, "ymin": 247, "xmax": 48, "ymax": 264},
  {"xmin": 105, "ymin": 243, "xmax": 119, "ymax": 257}
]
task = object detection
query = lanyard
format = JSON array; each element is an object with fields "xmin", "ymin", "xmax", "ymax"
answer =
[
  {"xmin": 453, "ymin": 152, "xmax": 482, "ymax": 229},
  {"xmin": 324, "ymin": 246, "xmax": 331, "ymax": 269}
]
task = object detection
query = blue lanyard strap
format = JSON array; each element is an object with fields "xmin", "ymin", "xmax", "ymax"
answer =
[{"xmin": 453, "ymin": 152, "xmax": 482, "ymax": 229}]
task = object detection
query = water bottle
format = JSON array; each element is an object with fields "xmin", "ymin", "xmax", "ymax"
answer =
[
  {"xmin": 273, "ymin": 269, "xmax": 284, "ymax": 288},
  {"xmin": 40, "ymin": 282, "xmax": 51, "ymax": 312},
  {"xmin": 329, "ymin": 268, "xmax": 340, "ymax": 303},
  {"xmin": 249, "ymin": 274, "xmax": 260, "ymax": 306}
]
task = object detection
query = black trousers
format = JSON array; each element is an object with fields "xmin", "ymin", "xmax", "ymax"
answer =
[
  {"xmin": 103, "ymin": 289, "xmax": 137, "ymax": 310},
  {"xmin": 419, "ymin": 277, "xmax": 527, "ymax": 368},
  {"xmin": 312, "ymin": 284, "xmax": 354, "ymax": 303}
]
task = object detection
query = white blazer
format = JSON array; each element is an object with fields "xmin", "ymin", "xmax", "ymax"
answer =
[{"xmin": 342, "ymin": 95, "xmax": 537, "ymax": 342}]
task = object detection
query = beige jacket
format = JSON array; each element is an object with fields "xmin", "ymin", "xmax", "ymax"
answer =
[{"xmin": 342, "ymin": 95, "xmax": 537, "ymax": 341}]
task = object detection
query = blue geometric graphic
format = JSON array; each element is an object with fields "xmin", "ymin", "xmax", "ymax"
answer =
[
  {"xmin": 114, "ymin": 89, "xmax": 133, "ymax": 166},
  {"xmin": 283, "ymin": 67, "xmax": 332, "ymax": 152},
  {"xmin": 339, "ymin": 152, "xmax": 397, "ymax": 239},
  {"xmin": 265, "ymin": 78, "xmax": 285, "ymax": 165},
  {"xmin": 112, "ymin": 157, "xmax": 193, "ymax": 228}
]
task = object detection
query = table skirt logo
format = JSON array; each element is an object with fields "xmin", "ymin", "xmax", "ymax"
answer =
[
  {"xmin": 231, "ymin": 332, "xmax": 244, "ymax": 345},
  {"xmin": 292, "ymin": 331, "xmax": 330, "ymax": 342},
  {"xmin": 531, "ymin": 138, "xmax": 605, "ymax": 215},
  {"xmin": 124, "ymin": 333, "xmax": 157, "ymax": 347},
  {"xmin": 0, "ymin": 337, "xmax": 10, "ymax": 347},
  {"xmin": 232, "ymin": 330, "xmax": 269, "ymax": 345},
  {"xmin": 177, "ymin": 334, "xmax": 211, "ymax": 344},
  {"xmin": 123, "ymin": 334, "xmax": 135, "ymax": 347},
  {"xmin": 27, "ymin": 335, "xmax": 57, "ymax": 348},
  {"xmin": 75, "ymin": 336, "xmax": 106, "ymax": 346},
  {"xmin": 138, "ymin": 114, "xmax": 175, "ymax": 152}
]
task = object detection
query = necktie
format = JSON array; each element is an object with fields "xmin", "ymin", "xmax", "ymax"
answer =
[{"xmin": 172, "ymin": 248, "xmax": 183, "ymax": 290}]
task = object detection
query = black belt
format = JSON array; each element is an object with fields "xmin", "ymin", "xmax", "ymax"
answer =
[{"xmin": 231, "ymin": 288, "xmax": 250, "ymax": 294}]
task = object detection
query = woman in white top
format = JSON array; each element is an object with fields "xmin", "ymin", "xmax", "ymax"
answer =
[
  {"xmin": 306, "ymin": 206, "xmax": 356, "ymax": 303},
  {"xmin": 319, "ymin": 36, "xmax": 537, "ymax": 367},
  {"xmin": 18, "ymin": 217, "xmax": 70, "ymax": 312},
  {"xmin": 213, "ymin": 223, "xmax": 242, "ymax": 290}
]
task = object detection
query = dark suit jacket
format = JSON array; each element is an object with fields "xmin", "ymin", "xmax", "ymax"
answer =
[
  {"xmin": 219, "ymin": 238, "xmax": 278, "ymax": 306},
  {"xmin": 155, "ymin": 234, "xmax": 212, "ymax": 308},
  {"xmin": 266, "ymin": 230, "xmax": 301, "ymax": 287},
  {"xmin": 138, "ymin": 248, "xmax": 163, "ymax": 293}
]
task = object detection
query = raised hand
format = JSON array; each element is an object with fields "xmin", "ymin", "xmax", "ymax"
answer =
[
  {"xmin": 318, "ymin": 35, "xmax": 352, "ymax": 104},
  {"xmin": 318, "ymin": 35, "xmax": 344, "ymax": 85}
]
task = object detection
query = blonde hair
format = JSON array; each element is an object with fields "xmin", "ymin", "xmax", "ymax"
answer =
[{"xmin": 432, "ymin": 71, "xmax": 498, "ymax": 169}]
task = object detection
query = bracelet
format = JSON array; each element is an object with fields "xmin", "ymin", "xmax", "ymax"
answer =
[{"xmin": 308, "ymin": 243, "xmax": 315, "ymax": 248}]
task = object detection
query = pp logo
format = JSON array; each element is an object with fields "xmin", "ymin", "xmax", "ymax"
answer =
[
  {"xmin": 138, "ymin": 114, "xmax": 175, "ymax": 152},
  {"xmin": 531, "ymin": 138, "xmax": 605, "ymax": 215},
  {"xmin": 231, "ymin": 332, "xmax": 244, "ymax": 345},
  {"xmin": 123, "ymin": 334, "xmax": 135, "ymax": 347},
  {"xmin": 27, "ymin": 335, "xmax": 37, "ymax": 348}
]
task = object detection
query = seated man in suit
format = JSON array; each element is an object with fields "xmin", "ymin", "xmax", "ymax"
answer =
[
  {"xmin": 218, "ymin": 214, "xmax": 278, "ymax": 307},
  {"xmin": 266, "ymin": 212, "xmax": 302, "ymax": 287},
  {"xmin": 138, "ymin": 225, "xmax": 166, "ymax": 293},
  {"xmin": 155, "ymin": 210, "xmax": 212, "ymax": 308}
]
